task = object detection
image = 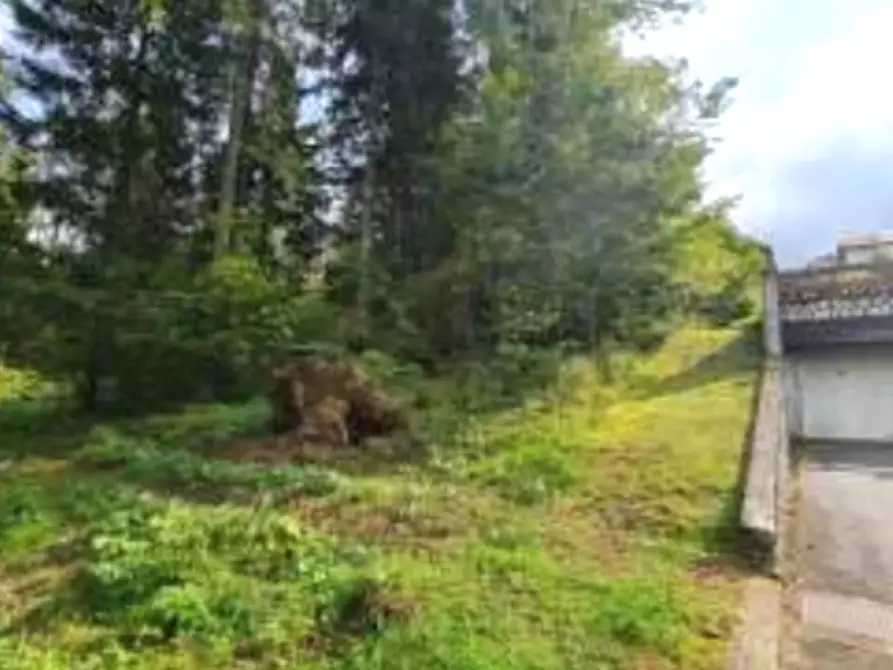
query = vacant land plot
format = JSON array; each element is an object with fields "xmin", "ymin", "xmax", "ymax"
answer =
[{"xmin": 0, "ymin": 326, "xmax": 759, "ymax": 669}]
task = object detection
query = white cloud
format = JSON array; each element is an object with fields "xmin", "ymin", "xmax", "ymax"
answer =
[{"xmin": 635, "ymin": 0, "xmax": 893, "ymax": 263}]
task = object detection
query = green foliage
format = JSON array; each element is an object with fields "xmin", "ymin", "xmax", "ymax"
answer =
[
  {"xmin": 473, "ymin": 436, "xmax": 581, "ymax": 505},
  {"xmin": 193, "ymin": 257, "xmax": 340, "ymax": 360},
  {"xmin": 672, "ymin": 209, "xmax": 766, "ymax": 326},
  {"xmin": 0, "ymin": 325, "xmax": 756, "ymax": 669},
  {"xmin": 74, "ymin": 426, "xmax": 339, "ymax": 500},
  {"xmin": 0, "ymin": 481, "xmax": 64, "ymax": 557},
  {"xmin": 326, "ymin": 0, "xmax": 464, "ymax": 279},
  {"xmin": 0, "ymin": 473, "xmax": 146, "ymax": 560},
  {"xmin": 1, "ymin": 0, "xmax": 332, "ymax": 409},
  {"xmin": 81, "ymin": 502, "xmax": 362, "ymax": 642},
  {"xmin": 5, "ymin": 256, "xmax": 343, "ymax": 412},
  {"xmin": 0, "ymin": 366, "xmax": 57, "ymax": 402},
  {"xmin": 0, "ymin": 0, "xmax": 766, "ymax": 665},
  {"xmin": 585, "ymin": 579, "xmax": 686, "ymax": 652},
  {"xmin": 0, "ymin": 485, "xmax": 399, "ymax": 661},
  {"xmin": 0, "ymin": 0, "xmax": 763, "ymax": 400},
  {"xmin": 330, "ymin": 617, "xmax": 542, "ymax": 670},
  {"xmin": 119, "ymin": 399, "xmax": 271, "ymax": 451},
  {"xmin": 136, "ymin": 257, "xmax": 340, "ymax": 404}
]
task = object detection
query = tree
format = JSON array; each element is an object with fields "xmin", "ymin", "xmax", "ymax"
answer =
[
  {"xmin": 234, "ymin": 0, "xmax": 329, "ymax": 271},
  {"xmin": 0, "ymin": 0, "xmax": 760, "ymax": 409},
  {"xmin": 407, "ymin": 0, "xmax": 702, "ymax": 356},
  {"xmin": 2, "ymin": 0, "xmax": 230, "ymax": 261},
  {"xmin": 326, "ymin": 0, "xmax": 466, "ymax": 276},
  {"xmin": 0, "ymin": 0, "xmax": 329, "ymax": 408}
]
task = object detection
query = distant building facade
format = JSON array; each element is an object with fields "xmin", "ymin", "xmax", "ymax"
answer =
[
  {"xmin": 807, "ymin": 233, "xmax": 893, "ymax": 269},
  {"xmin": 836, "ymin": 233, "xmax": 893, "ymax": 266}
]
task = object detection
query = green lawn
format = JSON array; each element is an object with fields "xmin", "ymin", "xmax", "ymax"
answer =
[{"xmin": 0, "ymin": 325, "xmax": 760, "ymax": 669}]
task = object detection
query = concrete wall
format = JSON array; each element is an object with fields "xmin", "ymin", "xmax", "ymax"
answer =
[
  {"xmin": 738, "ymin": 264, "xmax": 791, "ymax": 565},
  {"xmin": 741, "ymin": 361, "xmax": 790, "ymax": 567},
  {"xmin": 763, "ymin": 269, "xmax": 783, "ymax": 358},
  {"xmin": 785, "ymin": 346, "xmax": 893, "ymax": 442},
  {"xmin": 781, "ymin": 363, "xmax": 803, "ymax": 437}
]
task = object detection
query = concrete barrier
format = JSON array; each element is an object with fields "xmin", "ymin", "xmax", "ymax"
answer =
[
  {"xmin": 741, "ymin": 359, "xmax": 790, "ymax": 568},
  {"xmin": 740, "ymin": 262, "xmax": 791, "ymax": 568}
]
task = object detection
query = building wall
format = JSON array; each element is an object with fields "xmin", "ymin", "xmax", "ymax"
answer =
[
  {"xmin": 839, "ymin": 242, "xmax": 893, "ymax": 266},
  {"xmin": 785, "ymin": 347, "xmax": 893, "ymax": 442}
]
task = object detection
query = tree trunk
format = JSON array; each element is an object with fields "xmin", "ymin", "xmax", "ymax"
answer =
[
  {"xmin": 215, "ymin": 0, "xmax": 263, "ymax": 258},
  {"xmin": 79, "ymin": 310, "xmax": 105, "ymax": 413},
  {"xmin": 357, "ymin": 163, "xmax": 375, "ymax": 345}
]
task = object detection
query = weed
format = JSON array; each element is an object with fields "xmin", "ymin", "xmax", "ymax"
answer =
[
  {"xmin": 74, "ymin": 427, "xmax": 339, "ymax": 500},
  {"xmin": 119, "ymin": 400, "xmax": 270, "ymax": 451},
  {"xmin": 0, "ymin": 476, "xmax": 143, "ymax": 560},
  {"xmin": 0, "ymin": 482, "xmax": 63, "ymax": 557},
  {"xmin": 473, "ymin": 437, "xmax": 580, "ymax": 505},
  {"xmin": 585, "ymin": 579, "xmax": 686, "ymax": 652}
]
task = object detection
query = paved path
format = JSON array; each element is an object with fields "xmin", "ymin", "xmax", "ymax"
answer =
[{"xmin": 795, "ymin": 443, "xmax": 893, "ymax": 668}]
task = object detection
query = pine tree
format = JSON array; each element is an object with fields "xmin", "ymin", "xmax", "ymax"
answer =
[
  {"xmin": 326, "ymin": 0, "xmax": 466, "ymax": 278},
  {"xmin": 2, "ymin": 0, "xmax": 227, "ymax": 263}
]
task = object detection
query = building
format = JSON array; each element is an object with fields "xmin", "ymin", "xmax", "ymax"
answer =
[{"xmin": 836, "ymin": 233, "xmax": 893, "ymax": 266}]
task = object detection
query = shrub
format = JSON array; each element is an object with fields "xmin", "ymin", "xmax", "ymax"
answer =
[{"xmin": 13, "ymin": 255, "xmax": 345, "ymax": 413}]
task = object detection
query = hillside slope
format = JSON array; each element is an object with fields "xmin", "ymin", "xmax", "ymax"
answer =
[{"xmin": 0, "ymin": 325, "xmax": 760, "ymax": 669}]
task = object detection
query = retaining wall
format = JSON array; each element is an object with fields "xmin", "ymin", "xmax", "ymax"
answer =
[{"xmin": 740, "ymin": 265, "xmax": 791, "ymax": 569}]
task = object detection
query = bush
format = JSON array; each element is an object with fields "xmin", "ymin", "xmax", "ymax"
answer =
[
  {"xmin": 7, "ymin": 255, "xmax": 345, "ymax": 413},
  {"xmin": 0, "ymin": 474, "xmax": 146, "ymax": 560},
  {"xmin": 104, "ymin": 257, "xmax": 343, "ymax": 410}
]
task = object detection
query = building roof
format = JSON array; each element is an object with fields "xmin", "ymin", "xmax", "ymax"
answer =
[{"xmin": 837, "ymin": 232, "xmax": 893, "ymax": 250}]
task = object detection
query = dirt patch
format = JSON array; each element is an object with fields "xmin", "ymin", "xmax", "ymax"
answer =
[
  {"xmin": 691, "ymin": 557, "xmax": 731, "ymax": 583},
  {"xmin": 690, "ymin": 553, "xmax": 753, "ymax": 585},
  {"xmin": 215, "ymin": 433, "xmax": 407, "ymax": 469}
]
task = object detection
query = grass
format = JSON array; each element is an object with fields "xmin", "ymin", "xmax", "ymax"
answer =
[{"xmin": 0, "ymin": 324, "xmax": 760, "ymax": 669}]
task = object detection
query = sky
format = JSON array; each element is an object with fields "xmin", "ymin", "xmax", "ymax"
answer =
[
  {"xmin": 631, "ymin": 0, "xmax": 893, "ymax": 267},
  {"xmin": 4, "ymin": 3, "xmax": 893, "ymax": 267}
]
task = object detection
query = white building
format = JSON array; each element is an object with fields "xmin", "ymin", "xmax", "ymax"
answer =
[{"xmin": 836, "ymin": 233, "xmax": 893, "ymax": 266}]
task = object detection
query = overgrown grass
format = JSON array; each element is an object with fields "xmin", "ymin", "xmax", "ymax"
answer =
[
  {"xmin": 73, "ymin": 426, "xmax": 339, "ymax": 502},
  {"xmin": 0, "ymin": 325, "xmax": 760, "ymax": 669}
]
